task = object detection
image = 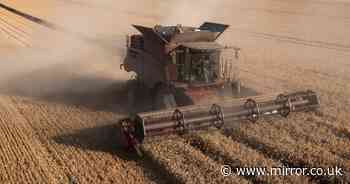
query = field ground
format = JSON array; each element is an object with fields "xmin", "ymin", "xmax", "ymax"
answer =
[{"xmin": 0, "ymin": 0, "xmax": 349, "ymax": 183}]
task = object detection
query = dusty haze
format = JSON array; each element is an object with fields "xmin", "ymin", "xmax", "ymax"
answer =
[
  {"xmin": 0, "ymin": 0, "xmax": 232, "ymax": 99},
  {"xmin": 1, "ymin": 1, "xmax": 350, "ymax": 184}
]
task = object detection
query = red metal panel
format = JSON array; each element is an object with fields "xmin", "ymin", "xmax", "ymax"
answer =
[{"xmin": 166, "ymin": 64, "xmax": 177, "ymax": 81}]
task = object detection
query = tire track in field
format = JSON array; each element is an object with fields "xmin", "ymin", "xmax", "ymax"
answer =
[
  {"xmin": 0, "ymin": 9, "xmax": 36, "ymax": 31},
  {"xmin": 0, "ymin": 18, "xmax": 30, "ymax": 46},
  {"xmin": 0, "ymin": 10, "xmax": 33, "ymax": 47},
  {"xmin": 244, "ymin": 7, "xmax": 350, "ymax": 21},
  {"xmin": 0, "ymin": 3, "xmax": 55, "ymax": 29},
  {"xmin": 0, "ymin": 22, "xmax": 30, "ymax": 46},
  {"xmin": 0, "ymin": 13, "xmax": 30, "ymax": 37},
  {"xmin": 231, "ymin": 28, "xmax": 350, "ymax": 53},
  {"xmin": 0, "ymin": 6, "xmax": 34, "ymax": 47},
  {"xmin": 0, "ymin": 1, "xmax": 114, "ymax": 49}
]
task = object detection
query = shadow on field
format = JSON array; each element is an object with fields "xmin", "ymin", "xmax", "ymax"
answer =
[
  {"xmin": 53, "ymin": 123, "xmax": 177, "ymax": 183},
  {"xmin": 53, "ymin": 123, "xmax": 140, "ymax": 160}
]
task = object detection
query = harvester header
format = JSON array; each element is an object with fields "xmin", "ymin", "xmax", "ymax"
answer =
[{"xmin": 119, "ymin": 90, "xmax": 320, "ymax": 155}]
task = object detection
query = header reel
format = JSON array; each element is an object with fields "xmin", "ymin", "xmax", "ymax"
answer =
[{"xmin": 118, "ymin": 90, "xmax": 320, "ymax": 156}]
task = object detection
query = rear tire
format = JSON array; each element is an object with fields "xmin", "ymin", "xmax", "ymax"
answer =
[
  {"xmin": 152, "ymin": 84, "xmax": 177, "ymax": 110},
  {"xmin": 126, "ymin": 79, "xmax": 141, "ymax": 114},
  {"xmin": 231, "ymin": 80, "xmax": 241, "ymax": 96}
]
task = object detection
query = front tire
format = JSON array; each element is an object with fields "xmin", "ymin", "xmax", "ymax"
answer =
[
  {"xmin": 126, "ymin": 79, "xmax": 141, "ymax": 114},
  {"xmin": 231, "ymin": 80, "xmax": 241, "ymax": 96},
  {"xmin": 152, "ymin": 84, "xmax": 177, "ymax": 110}
]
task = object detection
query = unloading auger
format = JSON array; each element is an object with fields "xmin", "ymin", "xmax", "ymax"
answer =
[{"xmin": 118, "ymin": 90, "xmax": 320, "ymax": 155}]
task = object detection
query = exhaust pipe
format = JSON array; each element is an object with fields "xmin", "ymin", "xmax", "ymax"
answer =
[{"xmin": 118, "ymin": 90, "xmax": 320, "ymax": 155}]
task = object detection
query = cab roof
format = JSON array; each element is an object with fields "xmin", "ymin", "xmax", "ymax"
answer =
[{"xmin": 132, "ymin": 22, "xmax": 229, "ymax": 44}]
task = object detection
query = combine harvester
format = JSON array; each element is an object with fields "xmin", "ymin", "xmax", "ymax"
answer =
[{"xmin": 118, "ymin": 22, "xmax": 320, "ymax": 155}]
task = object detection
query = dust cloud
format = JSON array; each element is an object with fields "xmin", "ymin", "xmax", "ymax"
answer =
[
  {"xmin": 158, "ymin": 0, "xmax": 228, "ymax": 26},
  {"xmin": 0, "ymin": 0, "xmax": 233, "ymax": 102},
  {"xmin": 0, "ymin": 2, "xmax": 140, "ymax": 100}
]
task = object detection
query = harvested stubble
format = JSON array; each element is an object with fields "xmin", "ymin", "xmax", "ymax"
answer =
[
  {"xmin": 186, "ymin": 131, "xmax": 313, "ymax": 184},
  {"xmin": 143, "ymin": 136, "xmax": 251, "ymax": 184},
  {"xmin": 226, "ymin": 120, "xmax": 350, "ymax": 183},
  {"xmin": 0, "ymin": 96, "xmax": 67, "ymax": 183},
  {"xmin": 10, "ymin": 96, "xmax": 162, "ymax": 184}
]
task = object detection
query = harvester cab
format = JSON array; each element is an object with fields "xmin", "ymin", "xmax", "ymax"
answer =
[
  {"xmin": 119, "ymin": 22, "xmax": 320, "ymax": 156},
  {"xmin": 122, "ymin": 22, "xmax": 240, "ymax": 110}
]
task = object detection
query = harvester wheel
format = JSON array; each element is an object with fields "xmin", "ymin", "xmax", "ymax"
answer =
[
  {"xmin": 115, "ymin": 119, "xmax": 130, "ymax": 149},
  {"xmin": 117, "ymin": 118, "xmax": 144, "ymax": 156},
  {"xmin": 244, "ymin": 99, "xmax": 259, "ymax": 122},
  {"xmin": 210, "ymin": 104, "xmax": 224, "ymax": 129},
  {"xmin": 172, "ymin": 109, "xmax": 188, "ymax": 134},
  {"xmin": 153, "ymin": 84, "xmax": 177, "ymax": 110},
  {"xmin": 154, "ymin": 92, "xmax": 177, "ymax": 110},
  {"xmin": 126, "ymin": 79, "xmax": 142, "ymax": 113},
  {"xmin": 276, "ymin": 94, "xmax": 291, "ymax": 117},
  {"xmin": 231, "ymin": 80, "xmax": 241, "ymax": 96},
  {"xmin": 127, "ymin": 79, "xmax": 156, "ymax": 113}
]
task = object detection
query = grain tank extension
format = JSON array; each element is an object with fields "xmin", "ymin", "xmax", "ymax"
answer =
[
  {"xmin": 121, "ymin": 22, "xmax": 241, "ymax": 109},
  {"xmin": 119, "ymin": 22, "xmax": 320, "ymax": 155}
]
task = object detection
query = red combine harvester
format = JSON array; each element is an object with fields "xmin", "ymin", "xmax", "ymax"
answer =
[{"xmin": 118, "ymin": 22, "xmax": 320, "ymax": 155}]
